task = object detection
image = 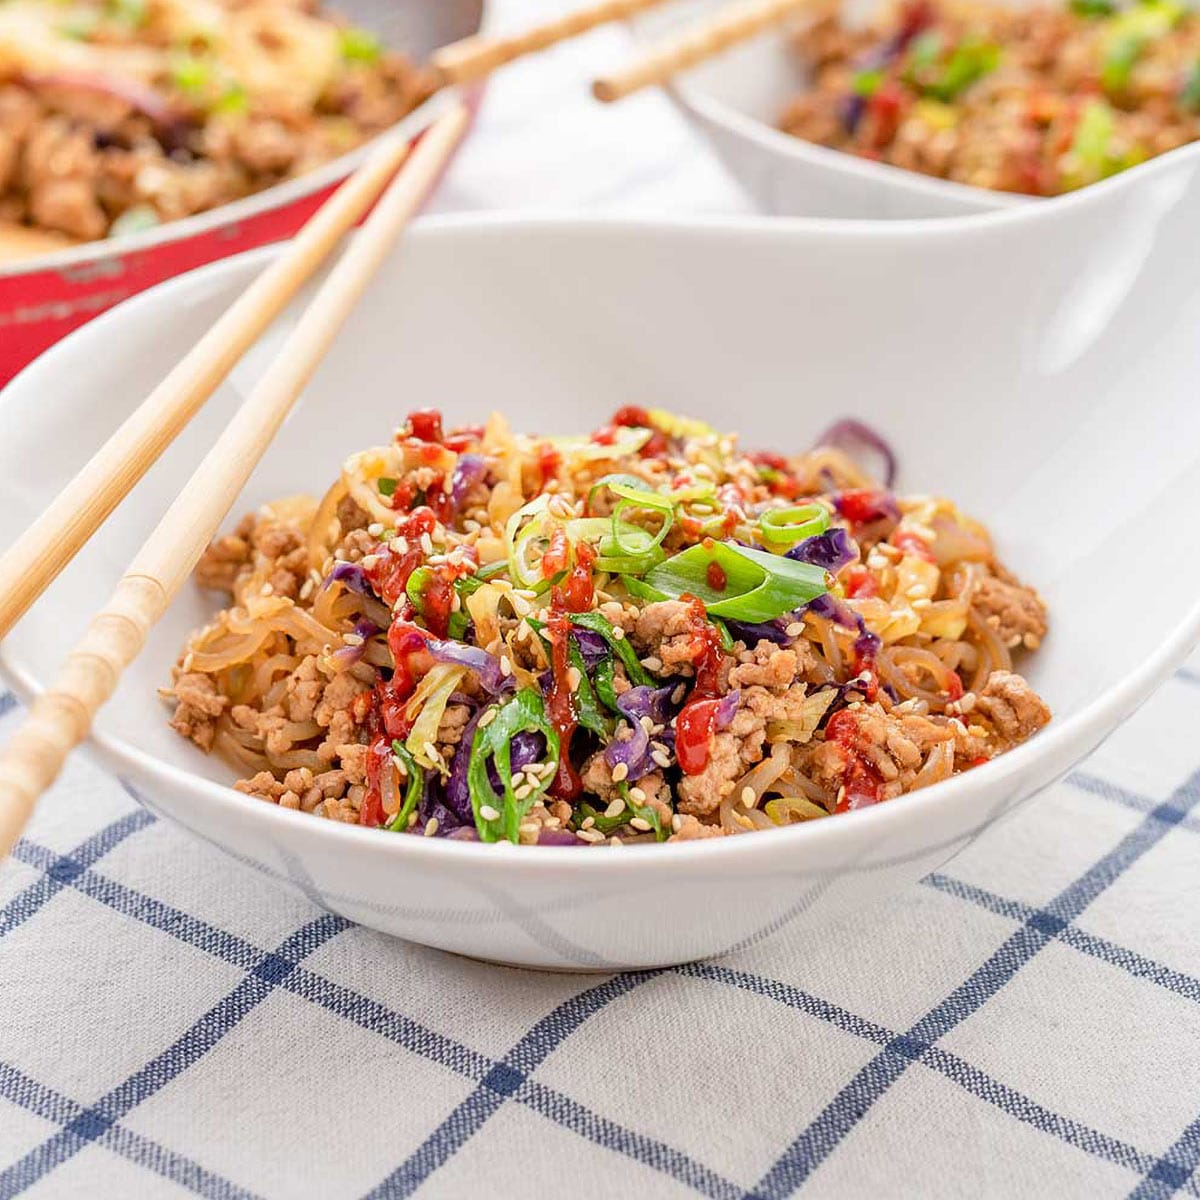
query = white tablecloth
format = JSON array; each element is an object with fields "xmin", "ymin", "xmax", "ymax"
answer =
[{"xmin": 4, "ymin": 4, "xmax": 1200, "ymax": 1197}]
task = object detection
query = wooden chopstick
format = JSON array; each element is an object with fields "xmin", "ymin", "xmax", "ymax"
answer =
[
  {"xmin": 592, "ymin": 0, "xmax": 813, "ymax": 102},
  {"xmin": 432, "ymin": 0, "xmax": 677, "ymax": 85},
  {"xmin": 0, "ymin": 102, "xmax": 470, "ymax": 860},
  {"xmin": 0, "ymin": 123, "xmax": 424, "ymax": 646}
]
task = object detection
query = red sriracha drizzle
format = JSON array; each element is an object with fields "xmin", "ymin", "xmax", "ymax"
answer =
[
  {"xmin": 364, "ymin": 507, "xmax": 437, "ymax": 608},
  {"xmin": 674, "ymin": 594, "xmax": 728, "ymax": 775},
  {"xmin": 747, "ymin": 449, "xmax": 803, "ymax": 500},
  {"xmin": 545, "ymin": 609, "xmax": 582, "ymax": 800},
  {"xmin": 844, "ymin": 565, "xmax": 879, "ymax": 599},
  {"xmin": 825, "ymin": 709, "xmax": 886, "ymax": 813}
]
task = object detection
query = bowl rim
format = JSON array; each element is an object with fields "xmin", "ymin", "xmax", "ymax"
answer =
[
  {"xmin": 0, "ymin": 86, "xmax": 464, "ymax": 282},
  {"xmin": 4, "ymin": 210, "xmax": 1200, "ymax": 876}
]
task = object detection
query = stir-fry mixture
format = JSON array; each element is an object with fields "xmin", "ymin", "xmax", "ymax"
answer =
[
  {"xmin": 166, "ymin": 408, "xmax": 1050, "ymax": 846},
  {"xmin": 0, "ymin": 0, "xmax": 433, "ymax": 240},
  {"xmin": 780, "ymin": 0, "xmax": 1200, "ymax": 196}
]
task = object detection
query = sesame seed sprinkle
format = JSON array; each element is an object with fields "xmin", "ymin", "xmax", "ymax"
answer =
[
  {"xmin": 604, "ymin": 797, "xmax": 626, "ymax": 819},
  {"xmin": 478, "ymin": 708, "xmax": 496, "ymax": 728},
  {"xmin": 480, "ymin": 804, "xmax": 500, "ymax": 822},
  {"xmin": 629, "ymin": 817, "xmax": 651, "ymax": 832},
  {"xmin": 611, "ymin": 762, "xmax": 629, "ymax": 783},
  {"xmin": 424, "ymin": 818, "xmax": 439, "ymax": 837}
]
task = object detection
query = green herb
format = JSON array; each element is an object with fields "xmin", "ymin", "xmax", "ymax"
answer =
[
  {"xmin": 1069, "ymin": 97, "xmax": 1117, "ymax": 172},
  {"xmin": 577, "ymin": 784, "xmax": 667, "ymax": 841},
  {"xmin": 1070, "ymin": 0, "xmax": 1116, "ymax": 15},
  {"xmin": 377, "ymin": 477, "xmax": 398, "ymax": 497},
  {"xmin": 643, "ymin": 541, "xmax": 827, "ymax": 623},
  {"xmin": 711, "ymin": 616, "xmax": 735, "ymax": 652},
  {"xmin": 923, "ymin": 38, "xmax": 1000, "ymax": 103},
  {"xmin": 568, "ymin": 638, "xmax": 614, "ymax": 739},
  {"xmin": 468, "ymin": 688, "xmax": 560, "ymax": 843},
  {"xmin": 852, "ymin": 68, "xmax": 884, "ymax": 97},
  {"xmin": 568, "ymin": 611, "xmax": 654, "ymax": 686},
  {"xmin": 171, "ymin": 53, "xmax": 212, "ymax": 96},
  {"xmin": 1101, "ymin": 1, "xmax": 1182, "ymax": 93},
  {"xmin": 384, "ymin": 741, "xmax": 425, "ymax": 832},
  {"xmin": 593, "ymin": 653, "xmax": 620, "ymax": 713},
  {"xmin": 339, "ymin": 26, "xmax": 382, "ymax": 63},
  {"xmin": 213, "ymin": 83, "xmax": 247, "ymax": 115},
  {"xmin": 758, "ymin": 502, "xmax": 830, "ymax": 549},
  {"xmin": 588, "ymin": 473, "xmax": 675, "ymax": 561}
]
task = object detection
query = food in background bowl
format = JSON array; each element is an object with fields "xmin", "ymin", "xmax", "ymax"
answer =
[
  {"xmin": 0, "ymin": 0, "xmax": 435, "ymax": 241},
  {"xmin": 165, "ymin": 406, "xmax": 1049, "ymax": 847},
  {"xmin": 779, "ymin": 0, "xmax": 1200, "ymax": 196}
]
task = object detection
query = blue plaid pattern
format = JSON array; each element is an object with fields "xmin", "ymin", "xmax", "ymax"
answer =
[{"xmin": 2, "ymin": 653, "xmax": 1200, "ymax": 1198}]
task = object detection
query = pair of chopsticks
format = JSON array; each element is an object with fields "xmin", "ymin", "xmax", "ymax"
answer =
[
  {"xmin": 0, "ymin": 103, "xmax": 470, "ymax": 859},
  {"xmin": 432, "ymin": 0, "xmax": 816, "ymax": 104}
]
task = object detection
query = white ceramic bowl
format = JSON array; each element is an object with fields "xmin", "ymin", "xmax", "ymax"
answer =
[
  {"xmin": 630, "ymin": 0, "xmax": 1038, "ymax": 218},
  {"xmin": 4, "ymin": 155, "xmax": 1200, "ymax": 969}
]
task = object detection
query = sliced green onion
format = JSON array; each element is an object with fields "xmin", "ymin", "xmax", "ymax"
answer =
[
  {"xmin": 525, "ymin": 619, "xmax": 614, "ymax": 738},
  {"xmin": 565, "ymin": 516, "xmax": 666, "ymax": 575},
  {"xmin": 1070, "ymin": 0, "xmax": 1115, "ymax": 15},
  {"xmin": 384, "ymin": 741, "xmax": 425, "ymax": 832},
  {"xmin": 711, "ymin": 616, "xmax": 735, "ymax": 652},
  {"xmin": 568, "ymin": 611, "xmax": 653, "ymax": 687},
  {"xmin": 376, "ymin": 476, "xmax": 397, "ymax": 496},
  {"xmin": 852, "ymin": 68, "xmax": 884, "ymax": 97},
  {"xmin": 759, "ymin": 503, "xmax": 830, "ymax": 549},
  {"xmin": 568, "ymin": 638, "xmax": 613, "ymax": 738},
  {"xmin": 339, "ymin": 26, "xmax": 382, "ymax": 62},
  {"xmin": 619, "ymin": 575, "xmax": 668, "ymax": 605},
  {"xmin": 468, "ymin": 688, "xmax": 560, "ymax": 843},
  {"xmin": 587, "ymin": 473, "xmax": 675, "ymax": 561},
  {"xmin": 1102, "ymin": 1, "xmax": 1182, "ymax": 93},
  {"xmin": 504, "ymin": 494, "xmax": 553, "ymax": 588},
  {"xmin": 475, "ymin": 560, "xmax": 509, "ymax": 582},
  {"xmin": 593, "ymin": 653, "xmax": 620, "ymax": 713},
  {"xmin": 577, "ymin": 785, "xmax": 667, "ymax": 841},
  {"xmin": 643, "ymin": 541, "xmax": 827, "ymax": 623},
  {"xmin": 923, "ymin": 38, "xmax": 1000, "ymax": 103}
]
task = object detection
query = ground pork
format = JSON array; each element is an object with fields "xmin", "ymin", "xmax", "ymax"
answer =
[
  {"xmin": 798, "ymin": 705, "xmax": 956, "ymax": 803},
  {"xmin": 167, "ymin": 672, "xmax": 229, "ymax": 752},
  {"xmin": 676, "ymin": 684, "xmax": 828, "ymax": 816},
  {"xmin": 973, "ymin": 670, "xmax": 1051, "ymax": 750},
  {"xmin": 972, "ymin": 569, "xmax": 1049, "ymax": 650},
  {"xmin": 633, "ymin": 600, "xmax": 731, "ymax": 676},
  {"xmin": 727, "ymin": 640, "xmax": 816, "ymax": 691},
  {"xmin": 194, "ymin": 511, "xmax": 310, "ymax": 599},
  {"xmin": 668, "ymin": 814, "xmax": 726, "ymax": 841}
]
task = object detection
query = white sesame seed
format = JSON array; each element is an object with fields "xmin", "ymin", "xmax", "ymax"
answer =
[
  {"xmin": 392, "ymin": 755, "xmax": 408, "ymax": 777},
  {"xmin": 639, "ymin": 715, "xmax": 655, "ymax": 733},
  {"xmin": 408, "ymin": 810, "xmax": 419, "ymax": 827},
  {"xmin": 261, "ymin": 583, "xmax": 274, "ymax": 596},
  {"xmin": 566, "ymin": 666, "xmax": 583, "ymax": 691},
  {"xmin": 581, "ymin": 815, "xmax": 596, "ymax": 830},
  {"xmin": 478, "ymin": 708, "xmax": 496, "ymax": 728},
  {"xmin": 611, "ymin": 626, "xmax": 626, "ymax": 640},
  {"xmin": 420, "ymin": 533, "xmax": 434, "ymax": 556},
  {"xmin": 367, "ymin": 522, "xmax": 385, "ymax": 536},
  {"xmin": 424, "ymin": 817, "xmax": 439, "ymax": 837},
  {"xmin": 611, "ymin": 762, "xmax": 629, "ymax": 783},
  {"xmin": 609, "ymin": 836, "xmax": 623, "ymax": 847},
  {"xmin": 576, "ymin": 829, "xmax": 604, "ymax": 843},
  {"xmin": 500, "ymin": 655, "xmax": 513, "ymax": 677},
  {"xmin": 424, "ymin": 741, "xmax": 441, "ymax": 765},
  {"xmin": 671, "ymin": 814, "xmax": 684, "ymax": 833},
  {"xmin": 651, "ymin": 750, "xmax": 672, "ymax": 769},
  {"xmin": 181, "ymin": 652, "xmax": 195, "ymax": 673},
  {"xmin": 343, "ymin": 633, "xmax": 364, "ymax": 647},
  {"xmin": 741, "ymin": 786, "xmax": 757, "ymax": 808},
  {"xmin": 671, "ymin": 685, "xmax": 687, "ymax": 705},
  {"xmin": 785, "ymin": 622, "xmax": 805, "ymax": 638},
  {"xmin": 513, "ymin": 783, "xmax": 533, "ymax": 801},
  {"xmin": 480, "ymin": 804, "xmax": 500, "ymax": 822},
  {"xmin": 641, "ymin": 656, "xmax": 664, "ymax": 672},
  {"xmin": 604, "ymin": 797, "xmax": 626, "ymax": 819},
  {"xmin": 629, "ymin": 786, "xmax": 647, "ymax": 802},
  {"xmin": 629, "ymin": 817, "xmax": 652, "ymax": 832}
]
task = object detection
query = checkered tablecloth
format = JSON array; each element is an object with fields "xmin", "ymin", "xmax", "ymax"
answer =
[{"xmin": 4, "ymin": 4, "xmax": 1200, "ymax": 1197}]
